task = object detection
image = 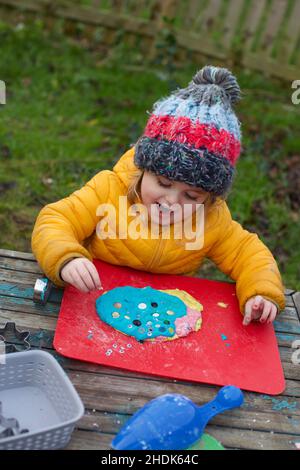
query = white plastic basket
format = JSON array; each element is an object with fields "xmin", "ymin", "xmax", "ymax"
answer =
[{"xmin": 0, "ymin": 349, "xmax": 84, "ymax": 450}]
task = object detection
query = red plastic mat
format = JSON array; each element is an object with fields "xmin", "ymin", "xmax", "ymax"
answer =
[{"xmin": 54, "ymin": 259, "xmax": 285, "ymax": 395}]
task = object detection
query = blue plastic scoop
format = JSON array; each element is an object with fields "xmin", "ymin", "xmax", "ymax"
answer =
[{"xmin": 112, "ymin": 385, "xmax": 243, "ymax": 450}]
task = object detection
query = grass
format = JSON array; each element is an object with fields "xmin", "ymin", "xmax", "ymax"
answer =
[{"xmin": 0, "ymin": 19, "xmax": 299, "ymax": 290}]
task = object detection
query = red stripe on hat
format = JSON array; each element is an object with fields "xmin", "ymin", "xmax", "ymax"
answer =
[{"xmin": 143, "ymin": 114, "xmax": 241, "ymax": 165}]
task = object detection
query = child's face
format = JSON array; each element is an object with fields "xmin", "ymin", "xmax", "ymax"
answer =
[{"xmin": 140, "ymin": 171, "xmax": 209, "ymax": 226}]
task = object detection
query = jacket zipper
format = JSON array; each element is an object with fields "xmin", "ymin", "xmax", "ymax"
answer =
[{"xmin": 146, "ymin": 230, "xmax": 166, "ymax": 271}]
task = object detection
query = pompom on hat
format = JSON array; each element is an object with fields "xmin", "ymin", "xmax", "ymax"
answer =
[{"xmin": 134, "ymin": 65, "xmax": 242, "ymax": 196}]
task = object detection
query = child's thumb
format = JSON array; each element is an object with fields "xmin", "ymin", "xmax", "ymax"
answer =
[{"xmin": 97, "ymin": 275, "xmax": 103, "ymax": 290}]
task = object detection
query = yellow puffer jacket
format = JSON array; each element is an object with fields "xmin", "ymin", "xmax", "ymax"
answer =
[{"xmin": 31, "ymin": 146, "xmax": 286, "ymax": 314}]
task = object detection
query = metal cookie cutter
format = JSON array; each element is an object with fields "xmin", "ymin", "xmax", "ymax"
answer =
[
  {"xmin": 0, "ymin": 322, "xmax": 30, "ymax": 353},
  {"xmin": 33, "ymin": 277, "xmax": 53, "ymax": 305},
  {"xmin": 0, "ymin": 402, "xmax": 28, "ymax": 439}
]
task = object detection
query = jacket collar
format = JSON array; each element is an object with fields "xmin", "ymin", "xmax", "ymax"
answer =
[{"xmin": 113, "ymin": 146, "xmax": 140, "ymax": 190}]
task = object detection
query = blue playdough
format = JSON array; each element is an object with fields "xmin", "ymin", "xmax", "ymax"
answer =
[{"xmin": 96, "ymin": 286, "xmax": 187, "ymax": 342}]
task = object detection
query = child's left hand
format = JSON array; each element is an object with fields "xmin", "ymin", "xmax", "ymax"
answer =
[{"xmin": 243, "ymin": 295, "xmax": 278, "ymax": 326}]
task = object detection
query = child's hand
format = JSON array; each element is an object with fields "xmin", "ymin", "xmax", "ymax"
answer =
[
  {"xmin": 243, "ymin": 295, "xmax": 278, "ymax": 326},
  {"xmin": 60, "ymin": 257, "xmax": 102, "ymax": 293}
]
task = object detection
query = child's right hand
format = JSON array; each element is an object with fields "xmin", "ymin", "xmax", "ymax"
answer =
[{"xmin": 60, "ymin": 257, "xmax": 102, "ymax": 293}]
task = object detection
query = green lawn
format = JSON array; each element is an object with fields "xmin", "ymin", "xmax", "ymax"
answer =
[{"xmin": 0, "ymin": 19, "xmax": 299, "ymax": 290}]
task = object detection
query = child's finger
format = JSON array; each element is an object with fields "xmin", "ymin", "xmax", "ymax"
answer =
[
  {"xmin": 243, "ymin": 301, "xmax": 253, "ymax": 326},
  {"xmin": 253, "ymin": 295, "xmax": 264, "ymax": 312},
  {"xmin": 267, "ymin": 307, "xmax": 277, "ymax": 324},
  {"xmin": 80, "ymin": 264, "xmax": 98, "ymax": 291},
  {"xmin": 71, "ymin": 270, "xmax": 89, "ymax": 293},
  {"xmin": 85, "ymin": 261, "xmax": 102, "ymax": 289},
  {"xmin": 260, "ymin": 302, "xmax": 272, "ymax": 323},
  {"xmin": 251, "ymin": 305, "xmax": 262, "ymax": 321}
]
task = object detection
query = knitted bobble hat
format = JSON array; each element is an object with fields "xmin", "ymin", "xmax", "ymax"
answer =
[{"xmin": 134, "ymin": 65, "xmax": 242, "ymax": 196}]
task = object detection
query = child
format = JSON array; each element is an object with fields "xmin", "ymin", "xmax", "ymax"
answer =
[{"xmin": 31, "ymin": 65, "xmax": 286, "ymax": 326}]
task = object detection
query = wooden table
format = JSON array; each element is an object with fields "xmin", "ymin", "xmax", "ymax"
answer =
[{"xmin": 0, "ymin": 248, "xmax": 300, "ymax": 450}]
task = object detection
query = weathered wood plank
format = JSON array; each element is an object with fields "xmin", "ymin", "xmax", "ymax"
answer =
[
  {"xmin": 284, "ymin": 379, "xmax": 300, "ymax": 398},
  {"xmin": 0, "ymin": 337, "xmax": 299, "ymax": 449},
  {"xmin": 59, "ymin": 369, "xmax": 300, "ymax": 448},
  {"xmin": 274, "ymin": 318, "xmax": 300, "ymax": 335},
  {"xmin": 0, "ymin": 308, "xmax": 58, "ymax": 333},
  {"xmin": 1, "ymin": 246, "xmax": 299, "ymax": 450},
  {"xmin": 78, "ymin": 406, "xmax": 300, "ymax": 443},
  {"xmin": 242, "ymin": 52, "xmax": 299, "ymax": 82},
  {"xmin": 221, "ymin": 0, "xmax": 245, "ymax": 50},
  {"xmin": 204, "ymin": 425, "xmax": 298, "ymax": 450},
  {"xmin": 0, "ymin": 248, "xmax": 36, "ymax": 260},
  {"xmin": 0, "ymin": 257, "xmax": 43, "ymax": 274},
  {"xmin": 110, "ymin": 0, "xmax": 123, "ymax": 14},
  {"xmin": 281, "ymin": 362, "xmax": 300, "ymax": 382},
  {"xmin": 285, "ymin": 288, "xmax": 296, "ymax": 295},
  {"xmin": 241, "ymin": 0, "xmax": 267, "ymax": 51},
  {"xmin": 285, "ymin": 295, "xmax": 295, "ymax": 308},
  {"xmin": 0, "ymin": 277, "xmax": 297, "ymax": 328},
  {"xmin": 64, "ymin": 368, "xmax": 300, "ymax": 417},
  {"xmin": 0, "ymin": 281, "xmax": 36, "ymax": 300},
  {"xmin": 277, "ymin": 0, "xmax": 300, "ymax": 63},
  {"xmin": 91, "ymin": 0, "xmax": 101, "ymax": 9},
  {"xmin": 276, "ymin": 331, "xmax": 300, "ymax": 348},
  {"xmin": 0, "ymin": 0, "xmax": 154, "ymax": 35},
  {"xmin": 0, "ymin": 280, "xmax": 300, "ymax": 328},
  {"xmin": 292, "ymin": 292, "xmax": 300, "ymax": 322},
  {"xmin": 279, "ymin": 346, "xmax": 300, "ymax": 364},
  {"xmin": 58, "ymin": 372, "xmax": 300, "ymax": 449},
  {"xmin": 0, "ymin": 273, "xmax": 297, "ymax": 321},
  {"xmin": 181, "ymin": 0, "xmax": 205, "ymax": 29},
  {"xmin": 0, "ymin": 294, "xmax": 60, "ymax": 316},
  {"xmin": 278, "ymin": 306, "xmax": 299, "ymax": 323},
  {"xmin": 258, "ymin": 0, "xmax": 287, "ymax": 56},
  {"xmin": 0, "ymin": 279, "xmax": 63, "ymax": 304},
  {"xmin": 1, "ymin": 272, "xmax": 295, "ymax": 320},
  {"xmin": 0, "ymin": 267, "xmax": 44, "ymax": 285},
  {"xmin": 66, "ymin": 423, "xmax": 299, "ymax": 450},
  {"xmin": 194, "ymin": 0, "xmax": 222, "ymax": 33},
  {"xmin": 65, "ymin": 428, "xmax": 112, "ymax": 450}
]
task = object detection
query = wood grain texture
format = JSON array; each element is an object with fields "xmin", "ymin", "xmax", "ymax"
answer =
[{"xmin": 0, "ymin": 250, "xmax": 299, "ymax": 450}]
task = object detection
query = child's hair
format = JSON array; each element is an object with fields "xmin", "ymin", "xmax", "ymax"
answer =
[{"xmin": 126, "ymin": 170, "xmax": 225, "ymax": 215}]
